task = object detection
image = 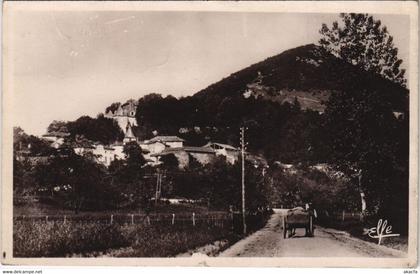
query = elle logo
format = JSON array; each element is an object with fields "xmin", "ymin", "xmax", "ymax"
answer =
[{"xmin": 365, "ymin": 219, "xmax": 400, "ymax": 245}]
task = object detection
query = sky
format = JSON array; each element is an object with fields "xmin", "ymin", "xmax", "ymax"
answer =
[{"xmin": 7, "ymin": 11, "xmax": 410, "ymax": 136}]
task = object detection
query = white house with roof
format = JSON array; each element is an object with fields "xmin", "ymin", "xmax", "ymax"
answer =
[
  {"xmin": 151, "ymin": 146, "xmax": 216, "ymax": 169},
  {"xmin": 203, "ymin": 142, "xmax": 240, "ymax": 164},
  {"xmin": 147, "ymin": 136, "xmax": 185, "ymax": 148},
  {"xmin": 93, "ymin": 144, "xmax": 119, "ymax": 166},
  {"xmin": 42, "ymin": 132, "xmax": 70, "ymax": 148},
  {"xmin": 74, "ymin": 142, "xmax": 126, "ymax": 167},
  {"xmin": 146, "ymin": 138, "xmax": 240, "ymax": 168},
  {"xmin": 139, "ymin": 136, "xmax": 185, "ymax": 163}
]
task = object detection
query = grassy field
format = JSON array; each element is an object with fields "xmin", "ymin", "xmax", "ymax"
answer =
[
  {"xmin": 14, "ymin": 216, "xmax": 234, "ymax": 257},
  {"xmin": 13, "ymin": 209, "xmax": 271, "ymax": 257}
]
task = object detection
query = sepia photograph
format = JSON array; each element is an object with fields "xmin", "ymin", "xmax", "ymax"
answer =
[{"xmin": 1, "ymin": 1, "xmax": 418, "ymax": 268}]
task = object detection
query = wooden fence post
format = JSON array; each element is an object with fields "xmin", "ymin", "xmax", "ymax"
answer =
[
  {"xmin": 63, "ymin": 215, "xmax": 66, "ymax": 224},
  {"xmin": 282, "ymin": 215, "xmax": 285, "ymax": 230},
  {"xmin": 172, "ymin": 214, "xmax": 175, "ymax": 225},
  {"xmin": 46, "ymin": 216, "xmax": 48, "ymax": 222},
  {"xmin": 342, "ymin": 210, "xmax": 345, "ymax": 222},
  {"xmin": 131, "ymin": 214, "xmax": 134, "ymax": 225},
  {"xmin": 147, "ymin": 216, "xmax": 151, "ymax": 225},
  {"xmin": 110, "ymin": 214, "xmax": 114, "ymax": 225},
  {"xmin": 192, "ymin": 212, "xmax": 196, "ymax": 226}
]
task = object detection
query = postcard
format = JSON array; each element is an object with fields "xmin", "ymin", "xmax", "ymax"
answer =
[{"xmin": 1, "ymin": 1, "xmax": 418, "ymax": 268}]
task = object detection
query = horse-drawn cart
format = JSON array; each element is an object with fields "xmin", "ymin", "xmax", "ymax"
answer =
[{"xmin": 283, "ymin": 207, "xmax": 314, "ymax": 238}]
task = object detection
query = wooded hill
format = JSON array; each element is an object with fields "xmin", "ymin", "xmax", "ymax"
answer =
[
  {"xmin": 131, "ymin": 44, "xmax": 408, "ymax": 164},
  {"xmin": 193, "ymin": 44, "xmax": 407, "ymax": 113}
]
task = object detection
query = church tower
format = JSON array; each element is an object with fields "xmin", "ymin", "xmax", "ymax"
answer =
[{"xmin": 123, "ymin": 121, "xmax": 137, "ymax": 144}]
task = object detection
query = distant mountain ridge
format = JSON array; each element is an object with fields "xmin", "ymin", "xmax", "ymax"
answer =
[
  {"xmin": 99, "ymin": 43, "xmax": 409, "ymax": 162},
  {"xmin": 193, "ymin": 44, "xmax": 408, "ymax": 113}
]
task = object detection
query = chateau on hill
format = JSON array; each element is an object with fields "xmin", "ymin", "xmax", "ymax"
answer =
[{"xmin": 104, "ymin": 99, "xmax": 138, "ymax": 133}]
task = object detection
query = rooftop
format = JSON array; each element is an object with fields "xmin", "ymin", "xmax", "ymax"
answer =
[
  {"xmin": 204, "ymin": 142, "xmax": 239, "ymax": 151},
  {"xmin": 42, "ymin": 132, "xmax": 70, "ymax": 138},
  {"xmin": 151, "ymin": 146, "xmax": 215, "ymax": 157},
  {"xmin": 147, "ymin": 136, "xmax": 185, "ymax": 144}
]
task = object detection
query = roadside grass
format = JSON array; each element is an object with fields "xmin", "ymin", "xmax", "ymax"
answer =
[
  {"xmin": 14, "ymin": 220, "xmax": 128, "ymax": 257},
  {"xmin": 13, "ymin": 211, "xmax": 271, "ymax": 257},
  {"xmin": 14, "ymin": 219, "xmax": 233, "ymax": 257}
]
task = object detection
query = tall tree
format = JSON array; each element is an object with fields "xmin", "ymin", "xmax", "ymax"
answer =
[
  {"xmin": 47, "ymin": 120, "xmax": 69, "ymax": 133},
  {"xmin": 66, "ymin": 115, "xmax": 124, "ymax": 145},
  {"xmin": 324, "ymin": 74, "xmax": 408, "ymax": 230},
  {"xmin": 108, "ymin": 142, "xmax": 152, "ymax": 209},
  {"xmin": 319, "ymin": 13, "xmax": 406, "ymax": 86},
  {"xmin": 13, "ymin": 127, "xmax": 54, "ymax": 157},
  {"xmin": 33, "ymin": 150, "xmax": 109, "ymax": 212},
  {"xmin": 123, "ymin": 141, "xmax": 146, "ymax": 168}
]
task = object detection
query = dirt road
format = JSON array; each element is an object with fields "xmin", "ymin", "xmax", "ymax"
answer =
[{"xmin": 219, "ymin": 210, "xmax": 406, "ymax": 257}]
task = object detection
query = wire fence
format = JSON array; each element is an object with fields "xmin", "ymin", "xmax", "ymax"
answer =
[{"xmin": 15, "ymin": 212, "xmax": 228, "ymax": 224}]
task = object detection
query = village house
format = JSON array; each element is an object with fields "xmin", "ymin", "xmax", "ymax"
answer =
[
  {"xmin": 41, "ymin": 132, "xmax": 70, "ymax": 148},
  {"xmin": 146, "ymin": 138, "xmax": 242, "ymax": 168},
  {"xmin": 93, "ymin": 144, "xmax": 117, "ymax": 166},
  {"xmin": 139, "ymin": 136, "xmax": 185, "ymax": 163},
  {"xmin": 45, "ymin": 122, "xmax": 243, "ymax": 169},
  {"xmin": 152, "ymin": 146, "xmax": 216, "ymax": 169},
  {"xmin": 203, "ymin": 142, "xmax": 240, "ymax": 164},
  {"xmin": 73, "ymin": 141, "xmax": 126, "ymax": 167},
  {"xmin": 73, "ymin": 142, "xmax": 95, "ymax": 156}
]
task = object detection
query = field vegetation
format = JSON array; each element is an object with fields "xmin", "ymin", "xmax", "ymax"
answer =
[{"xmin": 14, "ymin": 211, "xmax": 271, "ymax": 257}]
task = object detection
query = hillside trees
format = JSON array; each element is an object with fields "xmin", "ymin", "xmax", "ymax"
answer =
[
  {"xmin": 262, "ymin": 165, "xmax": 360, "ymax": 212},
  {"xmin": 324, "ymin": 75, "xmax": 408, "ymax": 231},
  {"xmin": 33, "ymin": 148, "xmax": 110, "ymax": 212},
  {"xmin": 168, "ymin": 155, "xmax": 269, "ymax": 211},
  {"xmin": 13, "ymin": 127, "xmax": 54, "ymax": 157},
  {"xmin": 68, "ymin": 115, "xmax": 124, "ymax": 145},
  {"xmin": 46, "ymin": 115, "xmax": 124, "ymax": 145},
  {"xmin": 13, "ymin": 158, "xmax": 37, "ymax": 197},
  {"xmin": 105, "ymin": 102, "xmax": 121, "ymax": 113},
  {"xmin": 47, "ymin": 120, "xmax": 69, "ymax": 133},
  {"xmin": 135, "ymin": 94, "xmax": 190, "ymax": 137},
  {"xmin": 108, "ymin": 141, "xmax": 154, "ymax": 209},
  {"xmin": 320, "ymin": 14, "xmax": 409, "ymax": 232},
  {"xmin": 319, "ymin": 13, "xmax": 406, "ymax": 86}
]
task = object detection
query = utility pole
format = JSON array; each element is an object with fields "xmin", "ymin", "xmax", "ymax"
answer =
[
  {"xmin": 155, "ymin": 171, "xmax": 164, "ymax": 206},
  {"xmin": 240, "ymin": 127, "xmax": 247, "ymax": 235},
  {"xmin": 155, "ymin": 172, "xmax": 161, "ymax": 206},
  {"xmin": 158, "ymin": 171, "xmax": 163, "ymax": 200}
]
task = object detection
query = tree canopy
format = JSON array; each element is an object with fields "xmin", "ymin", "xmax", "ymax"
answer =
[
  {"xmin": 323, "ymin": 72, "xmax": 409, "ymax": 231},
  {"xmin": 319, "ymin": 13, "xmax": 406, "ymax": 86},
  {"xmin": 47, "ymin": 115, "xmax": 124, "ymax": 145},
  {"xmin": 13, "ymin": 127, "xmax": 54, "ymax": 157}
]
